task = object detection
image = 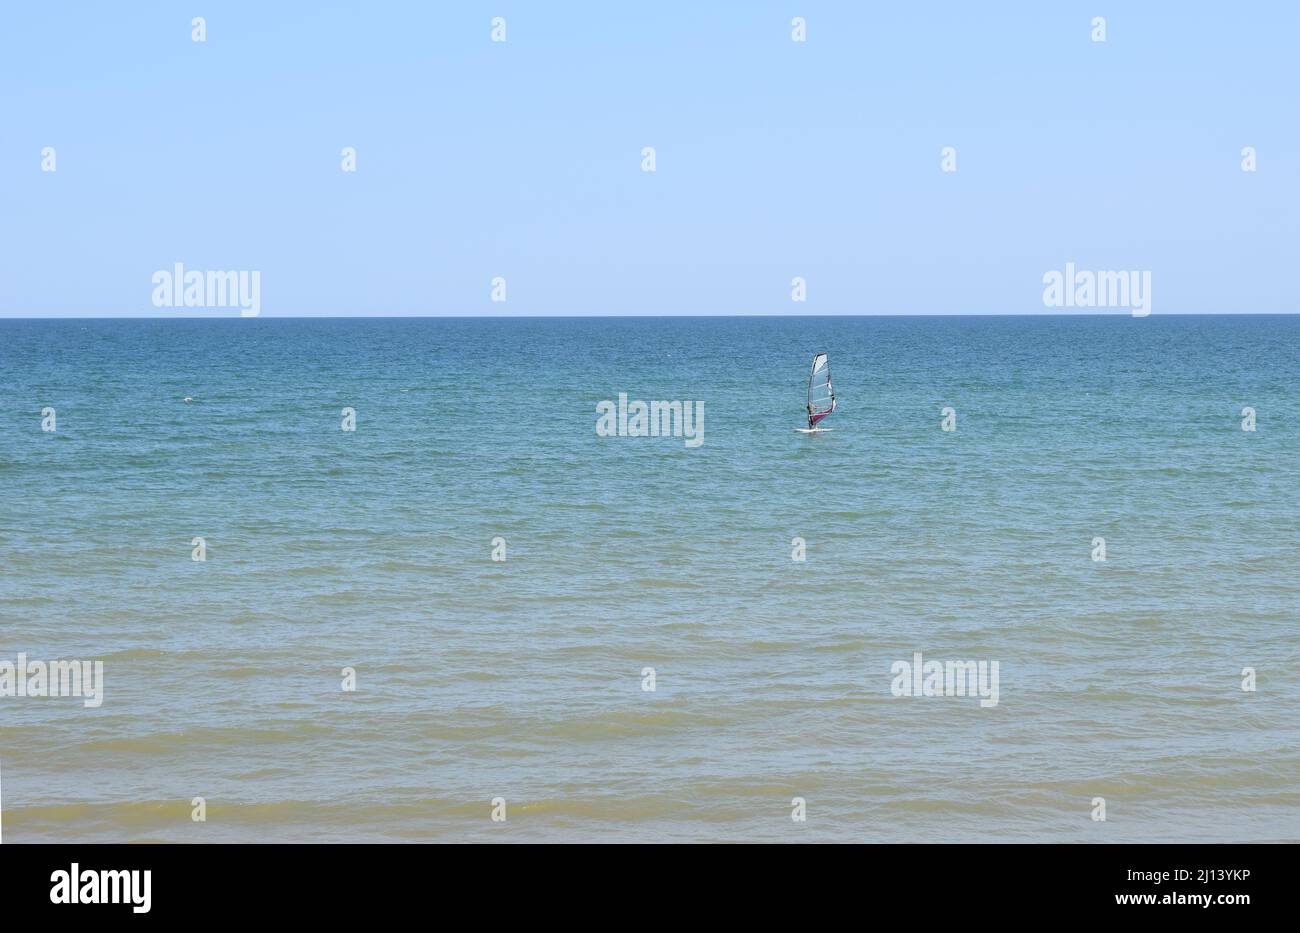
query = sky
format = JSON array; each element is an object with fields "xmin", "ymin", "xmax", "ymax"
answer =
[{"xmin": 1, "ymin": 1, "xmax": 1296, "ymax": 316}]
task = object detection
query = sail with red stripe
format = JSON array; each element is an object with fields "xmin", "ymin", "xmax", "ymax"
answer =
[{"xmin": 808, "ymin": 352, "xmax": 836, "ymax": 428}]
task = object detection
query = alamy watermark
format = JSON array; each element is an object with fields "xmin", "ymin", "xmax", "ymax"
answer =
[
  {"xmin": 596, "ymin": 393, "xmax": 704, "ymax": 448},
  {"xmin": 890, "ymin": 651, "xmax": 999, "ymax": 708},
  {"xmin": 50, "ymin": 863, "xmax": 150, "ymax": 913},
  {"xmin": 1042, "ymin": 263, "xmax": 1150, "ymax": 317},
  {"xmin": 1, "ymin": 654, "xmax": 104, "ymax": 708},
  {"xmin": 152, "ymin": 263, "xmax": 261, "ymax": 317}
]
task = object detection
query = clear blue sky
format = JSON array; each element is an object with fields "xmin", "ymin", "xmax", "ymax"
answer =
[{"xmin": 1, "ymin": 1, "xmax": 1295, "ymax": 316}]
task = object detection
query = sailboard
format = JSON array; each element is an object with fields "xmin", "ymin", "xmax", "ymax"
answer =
[{"xmin": 795, "ymin": 351, "xmax": 836, "ymax": 432}]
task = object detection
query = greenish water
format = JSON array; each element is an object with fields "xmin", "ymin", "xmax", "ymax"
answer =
[{"xmin": 1, "ymin": 315, "xmax": 1297, "ymax": 842}]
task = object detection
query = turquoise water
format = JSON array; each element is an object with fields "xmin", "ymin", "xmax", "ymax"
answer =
[{"xmin": 1, "ymin": 315, "xmax": 1297, "ymax": 842}]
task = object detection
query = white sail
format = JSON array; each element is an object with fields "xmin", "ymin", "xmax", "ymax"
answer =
[{"xmin": 807, "ymin": 352, "xmax": 835, "ymax": 426}]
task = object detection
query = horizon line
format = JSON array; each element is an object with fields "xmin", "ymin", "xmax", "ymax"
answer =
[{"xmin": 2, "ymin": 312, "xmax": 1298, "ymax": 321}]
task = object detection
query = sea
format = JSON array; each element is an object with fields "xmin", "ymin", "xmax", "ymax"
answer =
[{"xmin": 1, "ymin": 315, "xmax": 1297, "ymax": 842}]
